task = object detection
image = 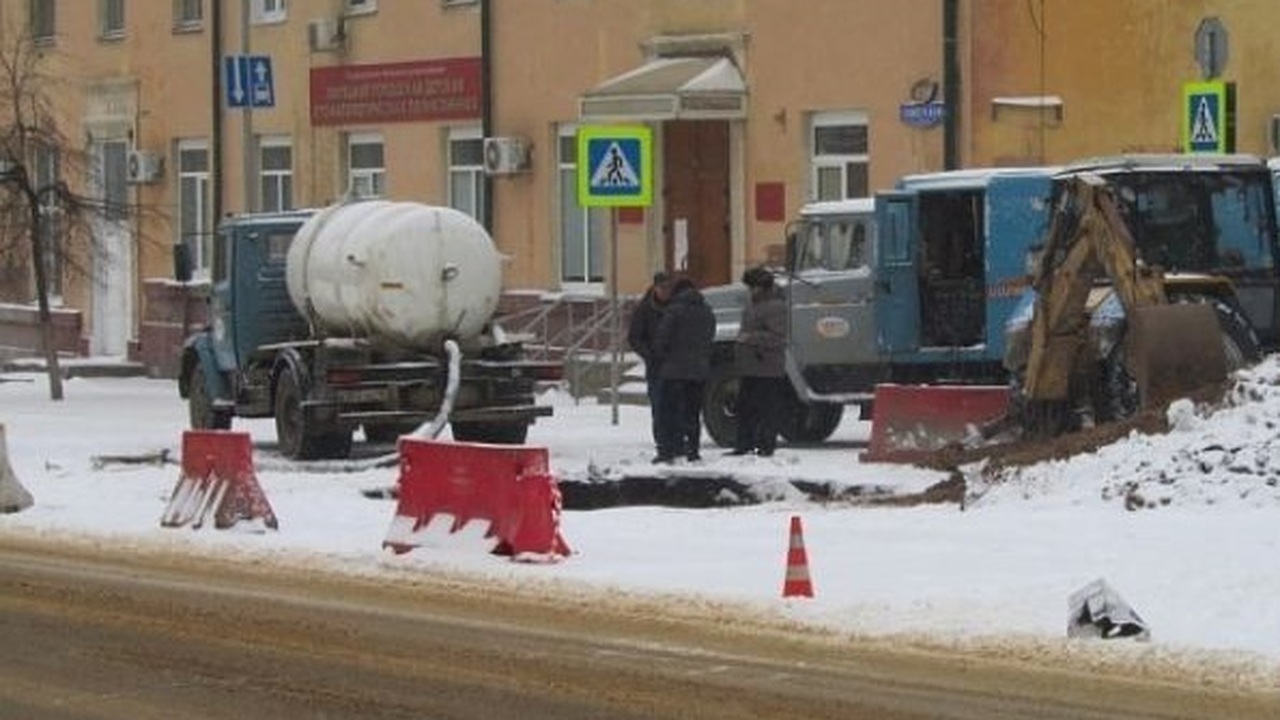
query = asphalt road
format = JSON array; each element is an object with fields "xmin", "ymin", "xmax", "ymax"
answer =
[{"xmin": 0, "ymin": 537, "xmax": 1273, "ymax": 719}]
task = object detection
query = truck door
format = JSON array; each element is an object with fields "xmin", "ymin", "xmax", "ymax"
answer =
[
  {"xmin": 875, "ymin": 192, "xmax": 919, "ymax": 354},
  {"xmin": 789, "ymin": 211, "xmax": 878, "ymax": 369},
  {"xmin": 984, "ymin": 174, "xmax": 1051, "ymax": 359},
  {"xmin": 209, "ymin": 226, "xmax": 238, "ymax": 372}
]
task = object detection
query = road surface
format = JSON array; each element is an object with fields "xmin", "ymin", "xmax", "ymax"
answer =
[{"xmin": 0, "ymin": 537, "xmax": 1273, "ymax": 719}]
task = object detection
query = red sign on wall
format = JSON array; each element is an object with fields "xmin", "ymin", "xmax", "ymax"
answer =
[{"xmin": 310, "ymin": 58, "xmax": 482, "ymax": 126}]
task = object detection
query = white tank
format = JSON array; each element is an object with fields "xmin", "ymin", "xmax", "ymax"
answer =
[{"xmin": 286, "ymin": 200, "xmax": 503, "ymax": 350}]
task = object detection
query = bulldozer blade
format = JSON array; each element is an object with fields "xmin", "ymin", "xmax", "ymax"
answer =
[
  {"xmin": 1126, "ymin": 303, "xmax": 1227, "ymax": 410},
  {"xmin": 861, "ymin": 384, "xmax": 1009, "ymax": 464}
]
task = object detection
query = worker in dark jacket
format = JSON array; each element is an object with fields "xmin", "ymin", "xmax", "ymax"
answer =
[
  {"xmin": 627, "ymin": 271, "xmax": 672, "ymax": 455},
  {"xmin": 653, "ymin": 276, "xmax": 716, "ymax": 463},
  {"xmin": 730, "ymin": 267, "xmax": 788, "ymax": 457}
]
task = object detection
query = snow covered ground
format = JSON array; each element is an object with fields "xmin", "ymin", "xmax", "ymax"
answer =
[{"xmin": 1, "ymin": 358, "xmax": 1278, "ymax": 692}]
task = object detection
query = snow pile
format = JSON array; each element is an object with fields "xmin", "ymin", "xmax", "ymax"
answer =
[{"xmin": 971, "ymin": 356, "xmax": 1280, "ymax": 509}]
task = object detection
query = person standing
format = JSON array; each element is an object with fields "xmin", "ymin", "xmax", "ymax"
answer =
[
  {"xmin": 627, "ymin": 271, "xmax": 673, "ymax": 457},
  {"xmin": 653, "ymin": 275, "xmax": 716, "ymax": 463},
  {"xmin": 730, "ymin": 267, "xmax": 788, "ymax": 457}
]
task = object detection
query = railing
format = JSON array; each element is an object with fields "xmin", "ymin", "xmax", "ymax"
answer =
[{"xmin": 496, "ymin": 294, "xmax": 639, "ymax": 398}]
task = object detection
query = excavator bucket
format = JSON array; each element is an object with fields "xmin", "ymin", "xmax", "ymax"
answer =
[
  {"xmin": 1125, "ymin": 303, "xmax": 1227, "ymax": 409},
  {"xmin": 861, "ymin": 384, "xmax": 1009, "ymax": 464}
]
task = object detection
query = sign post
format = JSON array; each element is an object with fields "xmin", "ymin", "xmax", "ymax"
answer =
[{"xmin": 576, "ymin": 126, "xmax": 653, "ymax": 425}]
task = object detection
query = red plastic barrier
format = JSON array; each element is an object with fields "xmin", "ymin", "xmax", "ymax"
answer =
[
  {"xmin": 383, "ymin": 439, "xmax": 571, "ymax": 561},
  {"xmin": 860, "ymin": 384, "xmax": 1009, "ymax": 464},
  {"xmin": 162, "ymin": 431, "xmax": 279, "ymax": 530}
]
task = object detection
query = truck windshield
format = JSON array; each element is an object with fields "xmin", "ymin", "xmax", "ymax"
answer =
[{"xmin": 795, "ymin": 218, "xmax": 871, "ymax": 272}]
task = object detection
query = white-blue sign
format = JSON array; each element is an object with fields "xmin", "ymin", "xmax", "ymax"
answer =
[
  {"xmin": 224, "ymin": 55, "xmax": 275, "ymax": 109},
  {"xmin": 900, "ymin": 101, "xmax": 946, "ymax": 128}
]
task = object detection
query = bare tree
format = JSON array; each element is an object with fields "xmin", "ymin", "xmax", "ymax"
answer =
[{"xmin": 0, "ymin": 33, "xmax": 138, "ymax": 400}]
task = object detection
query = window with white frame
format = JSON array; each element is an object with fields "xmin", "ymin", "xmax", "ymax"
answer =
[
  {"xmin": 173, "ymin": 0, "xmax": 202, "ymax": 27},
  {"xmin": 558, "ymin": 127, "xmax": 605, "ymax": 286},
  {"xmin": 258, "ymin": 136, "xmax": 292, "ymax": 212},
  {"xmin": 346, "ymin": 132, "xmax": 384, "ymax": 199},
  {"xmin": 252, "ymin": 0, "xmax": 285, "ymax": 23},
  {"xmin": 100, "ymin": 0, "xmax": 124, "ymax": 37},
  {"xmin": 33, "ymin": 143, "xmax": 62, "ymax": 299},
  {"xmin": 30, "ymin": 0, "xmax": 55, "ymax": 40},
  {"xmin": 177, "ymin": 141, "xmax": 212, "ymax": 278},
  {"xmin": 448, "ymin": 128, "xmax": 485, "ymax": 223},
  {"xmin": 346, "ymin": 0, "xmax": 376, "ymax": 14},
  {"xmin": 810, "ymin": 111, "xmax": 869, "ymax": 201}
]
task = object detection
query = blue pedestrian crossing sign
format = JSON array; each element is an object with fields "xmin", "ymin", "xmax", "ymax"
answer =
[
  {"xmin": 224, "ymin": 55, "xmax": 275, "ymax": 109},
  {"xmin": 577, "ymin": 125, "xmax": 652, "ymax": 208},
  {"xmin": 1181, "ymin": 80, "xmax": 1234, "ymax": 153}
]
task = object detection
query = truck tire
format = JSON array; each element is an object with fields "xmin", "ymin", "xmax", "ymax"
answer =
[
  {"xmin": 188, "ymin": 365, "xmax": 231, "ymax": 430},
  {"xmin": 701, "ymin": 373, "xmax": 739, "ymax": 448},
  {"xmin": 273, "ymin": 369, "xmax": 352, "ymax": 460},
  {"xmin": 780, "ymin": 398, "xmax": 844, "ymax": 445},
  {"xmin": 451, "ymin": 421, "xmax": 529, "ymax": 445}
]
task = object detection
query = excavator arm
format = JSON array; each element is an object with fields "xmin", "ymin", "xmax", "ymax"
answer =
[{"xmin": 1017, "ymin": 173, "xmax": 1227, "ymax": 432}]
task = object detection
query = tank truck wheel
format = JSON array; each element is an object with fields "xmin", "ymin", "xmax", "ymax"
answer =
[
  {"xmin": 779, "ymin": 391, "xmax": 844, "ymax": 445},
  {"xmin": 188, "ymin": 365, "xmax": 231, "ymax": 430},
  {"xmin": 274, "ymin": 369, "xmax": 322, "ymax": 460},
  {"xmin": 701, "ymin": 372, "xmax": 740, "ymax": 449},
  {"xmin": 450, "ymin": 421, "xmax": 529, "ymax": 445}
]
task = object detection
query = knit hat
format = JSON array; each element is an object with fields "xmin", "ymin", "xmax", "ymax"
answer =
[{"xmin": 741, "ymin": 266, "xmax": 774, "ymax": 289}]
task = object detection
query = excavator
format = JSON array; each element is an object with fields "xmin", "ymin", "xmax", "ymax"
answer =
[{"xmin": 1000, "ymin": 171, "xmax": 1252, "ymax": 440}]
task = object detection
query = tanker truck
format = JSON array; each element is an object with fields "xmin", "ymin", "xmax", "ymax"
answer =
[{"xmin": 177, "ymin": 200, "xmax": 561, "ymax": 460}]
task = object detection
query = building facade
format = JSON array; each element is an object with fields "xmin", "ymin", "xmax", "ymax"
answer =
[{"xmin": 0, "ymin": 1, "xmax": 1276, "ymax": 373}]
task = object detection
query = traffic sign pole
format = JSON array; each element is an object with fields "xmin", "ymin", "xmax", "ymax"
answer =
[{"xmin": 609, "ymin": 208, "xmax": 620, "ymax": 425}]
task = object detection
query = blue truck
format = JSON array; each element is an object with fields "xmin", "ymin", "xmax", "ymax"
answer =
[{"xmin": 701, "ymin": 154, "xmax": 1280, "ymax": 447}]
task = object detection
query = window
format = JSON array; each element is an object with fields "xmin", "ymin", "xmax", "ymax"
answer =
[
  {"xmin": 448, "ymin": 128, "xmax": 485, "ymax": 223},
  {"xmin": 258, "ymin": 136, "xmax": 292, "ymax": 212},
  {"xmin": 33, "ymin": 143, "xmax": 61, "ymax": 300},
  {"xmin": 99, "ymin": 0, "xmax": 124, "ymax": 38},
  {"xmin": 251, "ymin": 0, "xmax": 285, "ymax": 23},
  {"xmin": 558, "ymin": 127, "xmax": 605, "ymax": 287},
  {"xmin": 346, "ymin": 0, "xmax": 376, "ymax": 14},
  {"xmin": 177, "ymin": 141, "xmax": 212, "ymax": 279},
  {"xmin": 811, "ymin": 111, "xmax": 869, "ymax": 201},
  {"xmin": 173, "ymin": 0, "xmax": 202, "ymax": 28},
  {"xmin": 29, "ymin": 0, "xmax": 55, "ymax": 41},
  {"xmin": 346, "ymin": 132, "xmax": 384, "ymax": 199}
]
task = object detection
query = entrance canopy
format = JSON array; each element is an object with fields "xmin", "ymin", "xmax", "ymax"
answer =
[{"xmin": 579, "ymin": 56, "xmax": 746, "ymax": 122}]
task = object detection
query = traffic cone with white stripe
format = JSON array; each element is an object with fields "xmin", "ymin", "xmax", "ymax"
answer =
[{"xmin": 782, "ymin": 515, "xmax": 814, "ymax": 598}]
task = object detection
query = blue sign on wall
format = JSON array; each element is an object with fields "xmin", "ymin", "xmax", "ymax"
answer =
[{"xmin": 224, "ymin": 55, "xmax": 275, "ymax": 109}]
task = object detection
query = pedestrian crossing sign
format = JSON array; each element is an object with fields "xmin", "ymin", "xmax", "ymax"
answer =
[
  {"xmin": 1181, "ymin": 80, "xmax": 1235, "ymax": 154},
  {"xmin": 577, "ymin": 125, "xmax": 653, "ymax": 208}
]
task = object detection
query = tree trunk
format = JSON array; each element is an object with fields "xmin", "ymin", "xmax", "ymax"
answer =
[{"xmin": 30, "ymin": 205, "xmax": 63, "ymax": 400}]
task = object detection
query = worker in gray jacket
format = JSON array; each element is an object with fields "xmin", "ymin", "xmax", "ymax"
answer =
[{"xmin": 729, "ymin": 267, "xmax": 787, "ymax": 457}]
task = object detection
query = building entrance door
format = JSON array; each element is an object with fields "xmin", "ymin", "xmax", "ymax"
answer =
[
  {"xmin": 662, "ymin": 120, "xmax": 730, "ymax": 287},
  {"xmin": 90, "ymin": 139, "xmax": 132, "ymax": 357}
]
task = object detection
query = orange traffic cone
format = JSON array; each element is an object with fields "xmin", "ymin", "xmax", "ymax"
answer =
[{"xmin": 782, "ymin": 515, "xmax": 814, "ymax": 598}]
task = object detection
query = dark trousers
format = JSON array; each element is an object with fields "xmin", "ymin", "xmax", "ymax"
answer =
[
  {"xmin": 646, "ymin": 375, "xmax": 664, "ymax": 449},
  {"xmin": 656, "ymin": 378, "xmax": 706, "ymax": 459},
  {"xmin": 735, "ymin": 375, "xmax": 787, "ymax": 454}
]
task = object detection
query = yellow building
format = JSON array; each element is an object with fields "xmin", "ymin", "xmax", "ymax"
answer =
[{"xmin": 1, "ymin": 0, "xmax": 1277, "ymax": 373}]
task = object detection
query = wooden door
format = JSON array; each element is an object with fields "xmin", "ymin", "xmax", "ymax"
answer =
[{"xmin": 662, "ymin": 121, "xmax": 730, "ymax": 287}]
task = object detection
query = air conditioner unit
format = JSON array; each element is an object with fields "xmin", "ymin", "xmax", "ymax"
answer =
[
  {"xmin": 126, "ymin": 149, "xmax": 163, "ymax": 184},
  {"xmin": 307, "ymin": 18, "xmax": 344, "ymax": 53},
  {"xmin": 483, "ymin": 136, "xmax": 531, "ymax": 175}
]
